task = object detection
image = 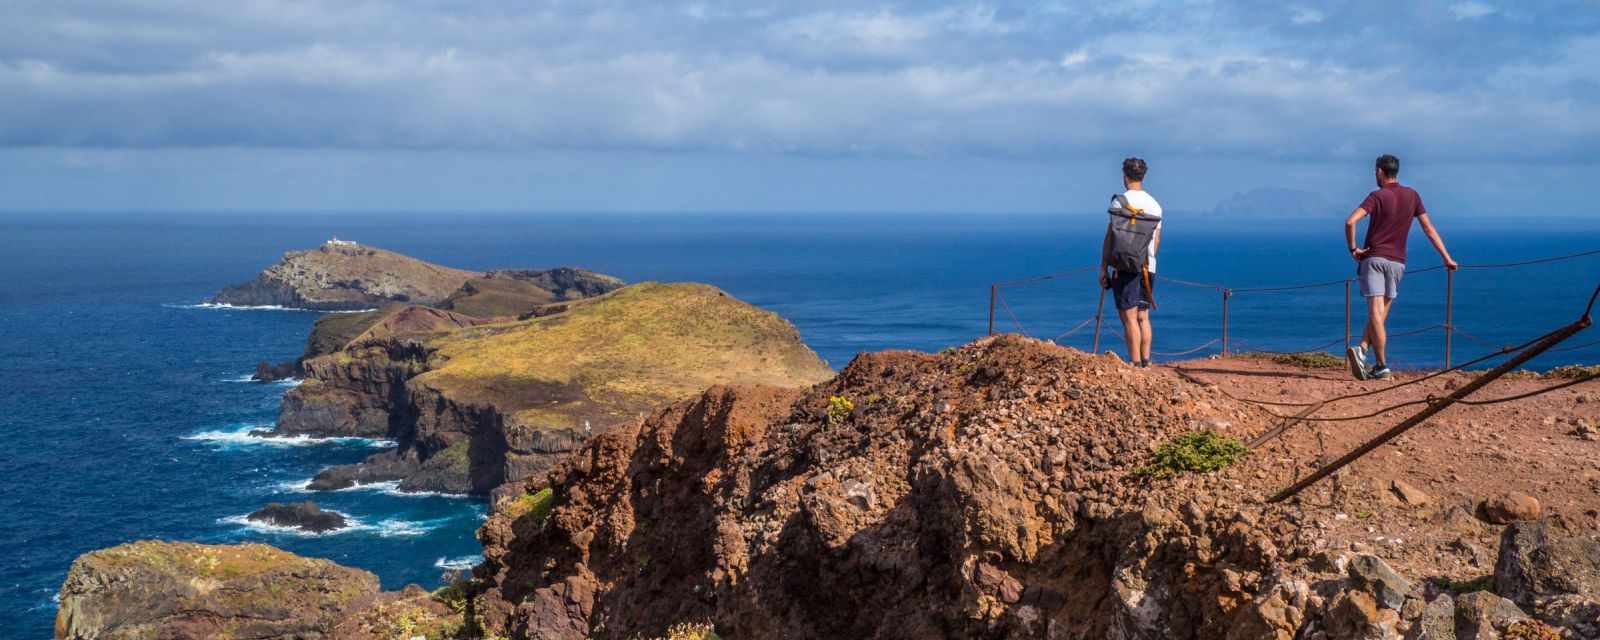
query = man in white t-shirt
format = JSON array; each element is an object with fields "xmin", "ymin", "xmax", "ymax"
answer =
[{"xmin": 1098, "ymin": 157, "xmax": 1163, "ymax": 367}]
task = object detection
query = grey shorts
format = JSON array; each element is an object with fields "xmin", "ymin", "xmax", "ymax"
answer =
[
  {"xmin": 1110, "ymin": 270, "xmax": 1155, "ymax": 311},
  {"xmin": 1358, "ymin": 256, "xmax": 1405, "ymax": 299}
]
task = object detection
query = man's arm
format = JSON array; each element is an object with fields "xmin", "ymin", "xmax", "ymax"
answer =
[
  {"xmin": 1151, "ymin": 223, "xmax": 1161, "ymax": 255},
  {"xmin": 1416, "ymin": 213, "xmax": 1459, "ymax": 270},
  {"xmin": 1344, "ymin": 207, "xmax": 1368, "ymax": 261}
]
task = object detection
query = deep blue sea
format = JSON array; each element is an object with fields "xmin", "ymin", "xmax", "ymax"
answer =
[{"xmin": 3, "ymin": 212, "xmax": 1598, "ymax": 637}]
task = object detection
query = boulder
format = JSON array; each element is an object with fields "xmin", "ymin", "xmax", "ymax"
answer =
[
  {"xmin": 1326, "ymin": 589, "xmax": 1399, "ymax": 640},
  {"xmin": 1493, "ymin": 519, "xmax": 1600, "ymax": 610},
  {"xmin": 1349, "ymin": 554, "xmax": 1415, "ymax": 610},
  {"xmin": 1410, "ymin": 594, "xmax": 1455, "ymax": 639},
  {"xmin": 1453, "ymin": 591, "xmax": 1527, "ymax": 639},
  {"xmin": 246, "ymin": 501, "xmax": 348, "ymax": 533},
  {"xmin": 1479, "ymin": 492, "xmax": 1540, "ymax": 525},
  {"xmin": 1391, "ymin": 479, "xmax": 1432, "ymax": 508},
  {"xmin": 55, "ymin": 541, "xmax": 379, "ymax": 639}
]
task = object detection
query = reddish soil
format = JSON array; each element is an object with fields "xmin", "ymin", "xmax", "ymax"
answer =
[{"xmin": 1167, "ymin": 354, "xmax": 1600, "ymax": 583}]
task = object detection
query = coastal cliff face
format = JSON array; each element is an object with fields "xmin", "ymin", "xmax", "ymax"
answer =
[
  {"xmin": 210, "ymin": 241, "xmax": 482, "ymax": 311},
  {"xmin": 281, "ymin": 282, "xmax": 835, "ymax": 495},
  {"xmin": 55, "ymin": 541, "xmax": 380, "ymax": 640}
]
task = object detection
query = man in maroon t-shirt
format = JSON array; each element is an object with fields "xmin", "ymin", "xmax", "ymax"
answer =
[{"xmin": 1343, "ymin": 154, "xmax": 1459, "ymax": 380}]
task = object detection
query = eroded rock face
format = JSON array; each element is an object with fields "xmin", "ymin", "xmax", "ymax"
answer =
[
  {"xmin": 210, "ymin": 241, "xmax": 481, "ymax": 311},
  {"xmin": 55, "ymin": 541, "xmax": 379, "ymax": 639},
  {"xmin": 469, "ymin": 336, "xmax": 1292, "ymax": 639}
]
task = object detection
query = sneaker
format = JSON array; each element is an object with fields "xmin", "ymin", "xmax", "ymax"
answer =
[
  {"xmin": 1368, "ymin": 365, "xmax": 1393, "ymax": 380},
  {"xmin": 1345, "ymin": 345, "xmax": 1369, "ymax": 381}
]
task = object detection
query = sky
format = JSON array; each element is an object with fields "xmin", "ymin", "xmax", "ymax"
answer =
[{"xmin": 2, "ymin": 1, "xmax": 1598, "ymax": 215}]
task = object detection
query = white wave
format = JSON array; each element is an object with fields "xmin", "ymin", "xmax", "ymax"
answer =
[
  {"xmin": 220, "ymin": 375, "xmax": 303, "ymax": 386},
  {"xmin": 26, "ymin": 594, "xmax": 61, "ymax": 612},
  {"xmin": 275, "ymin": 378, "xmax": 304, "ymax": 388},
  {"xmin": 274, "ymin": 478, "xmax": 469, "ymax": 499},
  {"xmin": 183, "ymin": 424, "xmax": 396, "ymax": 449},
  {"xmin": 220, "ymin": 512, "xmax": 447, "ymax": 538},
  {"xmin": 165, "ymin": 302, "xmax": 376, "ymax": 313},
  {"xmin": 434, "ymin": 555, "xmax": 483, "ymax": 570}
]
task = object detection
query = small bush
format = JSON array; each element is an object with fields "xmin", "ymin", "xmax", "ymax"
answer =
[
  {"xmin": 1240, "ymin": 351, "xmax": 1344, "ymax": 370},
  {"xmin": 1430, "ymin": 574, "xmax": 1493, "ymax": 594},
  {"xmin": 827, "ymin": 395, "xmax": 855, "ymax": 425},
  {"xmin": 1548, "ymin": 364, "xmax": 1600, "ymax": 380},
  {"xmin": 659, "ymin": 622, "xmax": 720, "ymax": 640},
  {"xmin": 506, "ymin": 487, "xmax": 554, "ymax": 524},
  {"xmin": 1136, "ymin": 431, "xmax": 1249, "ymax": 479}
]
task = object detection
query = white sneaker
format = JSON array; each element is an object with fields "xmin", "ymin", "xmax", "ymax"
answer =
[{"xmin": 1346, "ymin": 345, "xmax": 1369, "ymax": 381}]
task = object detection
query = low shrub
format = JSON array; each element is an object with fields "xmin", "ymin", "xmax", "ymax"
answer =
[{"xmin": 1136, "ymin": 430, "xmax": 1249, "ymax": 479}]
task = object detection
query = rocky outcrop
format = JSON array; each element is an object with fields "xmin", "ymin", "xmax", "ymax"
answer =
[
  {"xmin": 248, "ymin": 501, "xmax": 348, "ymax": 533},
  {"xmin": 252, "ymin": 360, "xmax": 300, "ymax": 382},
  {"xmin": 441, "ymin": 268, "xmax": 625, "ymax": 319},
  {"xmin": 55, "ymin": 541, "xmax": 379, "ymax": 639},
  {"xmin": 280, "ymin": 283, "xmax": 834, "ymax": 495},
  {"xmin": 210, "ymin": 240, "xmax": 481, "ymax": 311}
]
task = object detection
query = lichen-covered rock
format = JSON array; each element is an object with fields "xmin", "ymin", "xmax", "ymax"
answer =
[
  {"xmin": 1453, "ymin": 591, "xmax": 1527, "ymax": 639},
  {"xmin": 1349, "ymin": 554, "xmax": 1415, "ymax": 611},
  {"xmin": 1493, "ymin": 519, "xmax": 1600, "ymax": 609},
  {"xmin": 55, "ymin": 541, "xmax": 379, "ymax": 639}
]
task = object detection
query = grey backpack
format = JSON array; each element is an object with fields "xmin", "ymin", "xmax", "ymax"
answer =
[{"xmin": 1107, "ymin": 194, "xmax": 1161, "ymax": 273}]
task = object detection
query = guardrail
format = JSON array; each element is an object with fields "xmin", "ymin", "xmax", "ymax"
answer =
[{"xmin": 987, "ymin": 248, "xmax": 1600, "ymax": 367}]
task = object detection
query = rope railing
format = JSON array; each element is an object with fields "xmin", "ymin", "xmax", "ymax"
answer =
[{"xmin": 988, "ymin": 248, "xmax": 1600, "ymax": 368}]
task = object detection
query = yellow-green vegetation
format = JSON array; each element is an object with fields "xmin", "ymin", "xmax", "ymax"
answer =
[
  {"xmin": 1239, "ymin": 351, "xmax": 1345, "ymax": 369},
  {"xmin": 655, "ymin": 622, "xmax": 720, "ymax": 640},
  {"xmin": 1548, "ymin": 364, "xmax": 1600, "ymax": 379},
  {"xmin": 88, "ymin": 541, "xmax": 319, "ymax": 580},
  {"xmin": 1430, "ymin": 574, "xmax": 1493, "ymax": 594},
  {"xmin": 418, "ymin": 283, "xmax": 834, "ymax": 429},
  {"xmin": 359, "ymin": 600, "xmax": 463, "ymax": 640},
  {"xmin": 504, "ymin": 487, "xmax": 555, "ymax": 524},
  {"xmin": 1504, "ymin": 620, "xmax": 1563, "ymax": 640},
  {"xmin": 433, "ymin": 580, "xmax": 475, "ymax": 613},
  {"xmin": 827, "ymin": 395, "xmax": 855, "ymax": 425},
  {"xmin": 1135, "ymin": 430, "xmax": 1249, "ymax": 479}
]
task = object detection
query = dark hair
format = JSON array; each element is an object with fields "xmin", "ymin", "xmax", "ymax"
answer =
[
  {"xmin": 1122, "ymin": 157, "xmax": 1148, "ymax": 181},
  {"xmin": 1375, "ymin": 154, "xmax": 1400, "ymax": 178}
]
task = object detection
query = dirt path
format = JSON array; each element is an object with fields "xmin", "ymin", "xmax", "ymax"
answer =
[{"xmin": 1163, "ymin": 354, "xmax": 1600, "ymax": 584}]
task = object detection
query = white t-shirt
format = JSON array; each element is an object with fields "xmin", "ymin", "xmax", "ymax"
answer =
[{"xmin": 1111, "ymin": 189, "xmax": 1164, "ymax": 272}]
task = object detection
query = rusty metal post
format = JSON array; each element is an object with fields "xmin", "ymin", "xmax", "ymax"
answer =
[
  {"xmin": 1091, "ymin": 287, "xmax": 1107, "ymax": 354},
  {"xmin": 1268, "ymin": 313, "xmax": 1594, "ymax": 503},
  {"xmin": 1344, "ymin": 279, "xmax": 1352, "ymax": 350},
  {"xmin": 1444, "ymin": 270, "xmax": 1455, "ymax": 369},
  {"xmin": 1221, "ymin": 289, "xmax": 1232, "ymax": 355},
  {"xmin": 988, "ymin": 284, "xmax": 997, "ymax": 336}
]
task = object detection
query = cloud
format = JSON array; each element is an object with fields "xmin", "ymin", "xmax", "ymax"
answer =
[
  {"xmin": 0, "ymin": 0, "xmax": 1594, "ymax": 166},
  {"xmin": 1450, "ymin": 2, "xmax": 1497, "ymax": 20}
]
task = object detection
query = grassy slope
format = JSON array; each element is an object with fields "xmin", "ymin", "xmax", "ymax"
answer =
[{"xmin": 417, "ymin": 282, "xmax": 835, "ymax": 429}]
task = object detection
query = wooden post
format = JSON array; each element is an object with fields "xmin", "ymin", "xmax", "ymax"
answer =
[
  {"xmin": 1091, "ymin": 287, "xmax": 1107, "ymax": 354},
  {"xmin": 1344, "ymin": 279, "xmax": 1352, "ymax": 350},
  {"xmin": 1444, "ymin": 270, "xmax": 1455, "ymax": 369},
  {"xmin": 1221, "ymin": 289, "xmax": 1232, "ymax": 356},
  {"xmin": 988, "ymin": 284, "xmax": 997, "ymax": 336}
]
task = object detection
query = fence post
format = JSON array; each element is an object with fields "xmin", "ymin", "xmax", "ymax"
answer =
[
  {"xmin": 1444, "ymin": 270, "xmax": 1455, "ymax": 368},
  {"xmin": 1344, "ymin": 279, "xmax": 1352, "ymax": 350},
  {"xmin": 1221, "ymin": 289, "xmax": 1232, "ymax": 356},
  {"xmin": 1091, "ymin": 287, "xmax": 1107, "ymax": 354},
  {"xmin": 988, "ymin": 284, "xmax": 997, "ymax": 336}
]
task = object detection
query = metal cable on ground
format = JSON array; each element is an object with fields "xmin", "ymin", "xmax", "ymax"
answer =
[{"xmin": 1154, "ymin": 338, "xmax": 1221, "ymax": 358}]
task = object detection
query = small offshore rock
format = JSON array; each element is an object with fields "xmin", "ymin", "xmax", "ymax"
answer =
[{"xmin": 247, "ymin": 501, "xmax": 347, "ymax": 533}]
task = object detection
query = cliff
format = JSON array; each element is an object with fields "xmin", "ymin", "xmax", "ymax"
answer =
[
  {"xmin": 55, "ymin": 541, "xmax": 380, "ymax": 639},
  {"xmin": 280, "ymin": 282, "xmax": 835, "ymax": 495},
  {"xmin": 210, "ymin": 240, "xmax": 482, "ymax": 311}
]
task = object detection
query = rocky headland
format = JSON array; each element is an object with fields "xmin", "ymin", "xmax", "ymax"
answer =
[
  {"xmin": 59, "ymin": 334, "xmax": 1600, "ymax": 638},
  {"xmin": 281, "ymin": 282, "xmax": 835, "ymax": 495},
  {"xmin": 210, "ymin": 240, "xmax": 483, "ymax": 311}
]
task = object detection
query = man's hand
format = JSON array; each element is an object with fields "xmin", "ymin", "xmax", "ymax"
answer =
[
  {"xmin": 1444, "ymin": 257, "xmax": 1460, "ymax": 271},
  {"xmin": 1350, "ymin": 247, "xmax": 1368, "ymax": 262},
  {"xmin": 1099, "ymin": 270, "xmax": 1110, "ymax": 289}
]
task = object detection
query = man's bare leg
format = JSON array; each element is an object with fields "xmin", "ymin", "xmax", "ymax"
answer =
[
  {"xmin": 1119, "ymin": 307, "xmax": 1143, "ymax": 364},
  {"xmin": 1137, "ymin": 308, "xmax": 1153, "ymax": 364},
  {"xmin": 1363, "ymin": 295, "xmax": 1392, "ymax": 367}
]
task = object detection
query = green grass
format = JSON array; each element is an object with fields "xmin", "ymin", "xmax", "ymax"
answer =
[
  {"xmin": 1239, "ymin": 351, "xmax": 1345, "ymax": 369},
  {"xmin": 1135, "ymin": 431, "xmax": 1249, "ymax": 479},
  {"xmin": 505, "ymin": 487, "xmax": 555, "ymax": 524},
  {"xmin": 1430, "ymin": 574, "xmax": 1493, "ymax": 594}
]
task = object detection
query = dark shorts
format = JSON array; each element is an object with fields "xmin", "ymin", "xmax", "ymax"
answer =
[{"xmin": 1110, "ymin": 270, "xmax": 1155, "ymax": 311}]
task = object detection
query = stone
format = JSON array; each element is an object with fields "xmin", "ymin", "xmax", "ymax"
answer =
[
  {"xmin": 1348, "ymin": 554, "xmax": 1415, "ymax": 610},
  {"xmin": 246, "ymin": 500, "xmax": 347, "ymax": 533},
  {"xmin": 1391, "ymin": 479, "xmax": 1432, "ymax": 507},
  {"xmin": 1493, "ymin": 519, "xmax": 1600, "ymax": 610},
  {"xmin": 1479, "ymin": 492, "xmax": 1541, "ymax": 525},
  {"xmin": 1454, "ymin": 591, "xmax": 1527, "ymax": 639},
  {"xmin": 1326, "ymin": 589, "xmax": 1399, "ymax": 640},
  {"xmin": 1412, "ymin": 594, "xmax": 1456, "ymax": 639}
]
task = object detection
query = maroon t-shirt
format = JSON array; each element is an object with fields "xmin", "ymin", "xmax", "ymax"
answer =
[{"xmin": 1358, "ymin": 182, "xmax": 1427, "ymax": 264}]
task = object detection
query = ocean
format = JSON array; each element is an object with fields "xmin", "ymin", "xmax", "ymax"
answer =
[{"xmin": 3, "ymin": 212, "xmax": 1597, "ymax": 637}]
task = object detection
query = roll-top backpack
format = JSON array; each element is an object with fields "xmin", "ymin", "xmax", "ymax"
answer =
[{"xmin": 1107, "ymin": 194, "xmax": 1162, "ymax": 306}]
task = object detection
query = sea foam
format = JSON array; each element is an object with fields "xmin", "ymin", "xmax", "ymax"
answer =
[
  {"xmin": 166, "ymin": 302, "xmax": 375, "ymax": 313},
  {"xmin": 434, "ymin": 555, "xmax": 484, "ymax": 571},
  {"xmin": 184, "ymin": 424, "xmax": 396, "ymax": 449},
  {"xmin": 275, "ymin": 478, "xmax": 469, "ymax": 499},
  {"xmin": 219, "ymin": 513, "xmax": 450, "ymax": 538}
]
